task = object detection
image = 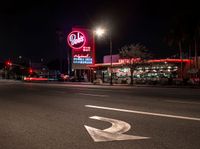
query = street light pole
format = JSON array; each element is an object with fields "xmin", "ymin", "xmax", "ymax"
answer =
[
  {"xmin": 110, "ymin": 33, "xmax": 113, "ymax": 85},
  {"xmin": 94, "ymin": 27, "xmax": 113, "ymax": 85},
  {"xmin": 91, "ymin": 32, "xmax": 96, "ymax": 83}
]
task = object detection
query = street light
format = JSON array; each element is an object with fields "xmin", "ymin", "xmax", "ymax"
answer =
[
  {"xmin": 94, "ymin": 27, "xmax": 113, "ymax": 85},
  {"xmin": 94, "ymin": 28, "xmax": 105, "ymax": 37}
]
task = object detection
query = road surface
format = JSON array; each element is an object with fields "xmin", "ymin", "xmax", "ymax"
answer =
[{"xmin": 0, "ymin": 81, "xmax": 200, "ymax": 149}]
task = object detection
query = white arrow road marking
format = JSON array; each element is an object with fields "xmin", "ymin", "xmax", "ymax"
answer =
[
  {"xmin": 84, "ymin": 116, "xmax": 149, "ymax": 142},
  {"xmin": 90, "ymin": 116, "xmax": 131, "ymax": 134},
  {"xmin": 85, "ymin": 105, "xmax": 200, "ymax": 121}
]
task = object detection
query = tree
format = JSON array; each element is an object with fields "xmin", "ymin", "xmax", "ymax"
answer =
[
  {"xmin": 164, "ymin": 18, "xmax": 186, "ymax": 59},
  {"xmin": 191, "ymin": 22, "xmax": 200, "ymax": 69},
  {"xmin": 164, "ymin": 15, "xmax": 200, "ymax": 78},
  {"xmin": 47, "ymin": 59, "xmax": 61, "ymax": 71},
  {"xmin": 119, "ymin": 43, "xmax": 151, "ymax": 85}
]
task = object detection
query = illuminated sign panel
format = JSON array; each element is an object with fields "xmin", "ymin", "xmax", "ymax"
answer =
[
  {"xmin": 119, "ymin": 58, "xmax": 141, "ymax": 64},
  {"xmin": 67, "ymin": 28, "xmax": 95, "ymax": 69},
  {"xmin": 67, "ymin": 31, "xmax": 86, "ymax": 49},
  {"xmin": 72, "ymin": 51, "xmax": 93, "ymax": 64},
  {"xmin": 73, "ymin": 52, "xmax": 93, "ymax": 64},
  {"xmin": 73, "ymin": 58, "xmax": 92, "ymax": 64}
]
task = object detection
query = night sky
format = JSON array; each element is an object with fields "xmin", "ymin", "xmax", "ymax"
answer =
[{"xmin": 0, "ymin": 0, "xmax": 199, "ymax": 63}]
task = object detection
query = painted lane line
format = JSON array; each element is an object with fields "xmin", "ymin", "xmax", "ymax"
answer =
[
  {"xmin": 85, "ymin": 116, "xmax": 149, "ymax": 142},
  {"xmin": 165, "ymin": 100, "xmax": 200, "ymax": 105},
  {"xmin": 78, "ymin": 88, "xmax": 133, "ymax": 93},
  {"xmin": 53, "ymin": 91, "xmax": 66, "ymax": 94},
  {"xmin": 85, "ymin": 105, "xmax": 200, "ymax": 122},
  {"xmin": 78, "ymin": 93, "xmax": 109, "ymax": 97}
]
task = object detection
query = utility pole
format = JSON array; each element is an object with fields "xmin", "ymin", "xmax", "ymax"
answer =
[
  {"xmin": 67, "ymin": 48, "xmax": 70, "ymax": 75},
  {"xmin": 195, "ymin": 39, "xmax": 198, "ymax": 69},
  {"xmin": 179, "ymin": 41, "xmax": 183, "ymax": 80}
]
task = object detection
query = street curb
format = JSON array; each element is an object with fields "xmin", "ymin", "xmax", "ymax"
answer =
[
  {"xmin": 51, "ymin": 81, "xmax": 200, "ymax": 89},
  {"xmin": 1, "ymin": 79, "xmax": 200, "ymax": 89}
]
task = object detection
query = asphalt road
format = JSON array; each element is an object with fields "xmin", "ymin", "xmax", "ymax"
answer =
[{"xmin": 0, "ymin": 80, "xmax": 200, "ymax": 149}]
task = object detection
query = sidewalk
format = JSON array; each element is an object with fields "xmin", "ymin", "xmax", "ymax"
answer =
[
  {"xmin": 57, "ymin": 81, "xmax": 200, "ymax": 89},
  {"xmin": 0, "ymin": 79, "xmax": 21, "ymax": 83},
  {"xmin": 134, "ymin": 84, "xmax": 200, "ymax": 89},
  {"xmin": 1, "ymin": 79, "xmax": 200, "ymax": 89}
]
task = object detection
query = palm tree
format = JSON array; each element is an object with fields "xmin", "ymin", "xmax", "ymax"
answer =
[
  {"xmin": 193, "ymin": 23, "xmax": 200, "ymax": 69},
  {"xmin": 119, "ymin": 43, "xmax": 150, "ymax": 85},
  {"xmin": 164, "ymin": 16, "xmax": 190, "ymax": 79},
  {"xmin": 165, "ymin": 14, "xmax": 200, "ymax": 80}
]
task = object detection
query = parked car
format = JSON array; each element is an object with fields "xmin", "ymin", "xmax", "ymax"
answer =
[{"xmin": 59, "ymin": 74, "xmax": 70, "ymax": 81}]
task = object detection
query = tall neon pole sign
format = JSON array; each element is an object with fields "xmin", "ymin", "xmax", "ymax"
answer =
[{"xmin": 67, "ymin": 28, "xmax": 95, "ymax": 66}]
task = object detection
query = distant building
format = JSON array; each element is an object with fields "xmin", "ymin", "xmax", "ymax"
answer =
[
  {"xmin": 0, "ymin": 62, "xmax": 4, "ymax": 79},
  {"xmin": 30, "ymin": 62, "xmax": 48, "ymax": 77},
  {"xmin": 103, "ymin": 54, "xmax": 119, "ymax": 63}
]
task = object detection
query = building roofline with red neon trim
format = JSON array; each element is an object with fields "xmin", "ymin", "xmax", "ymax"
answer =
[{"xmin": 87, "ymin": 58, "xmax": 193, "ymax": 68}]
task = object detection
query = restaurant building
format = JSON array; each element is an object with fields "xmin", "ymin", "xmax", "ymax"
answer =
[{"xmin": 88, "ymin": 55, "xmax": 193, "ymax": 84}]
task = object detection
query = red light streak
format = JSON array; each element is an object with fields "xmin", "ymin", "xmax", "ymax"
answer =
[{"xmin": 24, "ymin": 77, "xmax": 48, "ymax": 81}]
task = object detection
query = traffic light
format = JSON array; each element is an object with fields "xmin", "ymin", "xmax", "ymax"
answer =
[
  {"xmin": 29, "ymin": 68, "xmax": 33, "ymax": 74},
  {"xmin": 5, "ymin": 60, "xmax": 12, "ymax": 67}
]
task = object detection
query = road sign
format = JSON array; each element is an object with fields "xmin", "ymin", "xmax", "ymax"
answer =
[{"xmin": 84, "ymin": 116, "xmax": 149, "ymax": 142}]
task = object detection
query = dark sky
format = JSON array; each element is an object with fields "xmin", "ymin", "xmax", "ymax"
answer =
[{"xmin": 0, "ymin": 0, "xmax": 199, "ymax": 63}]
